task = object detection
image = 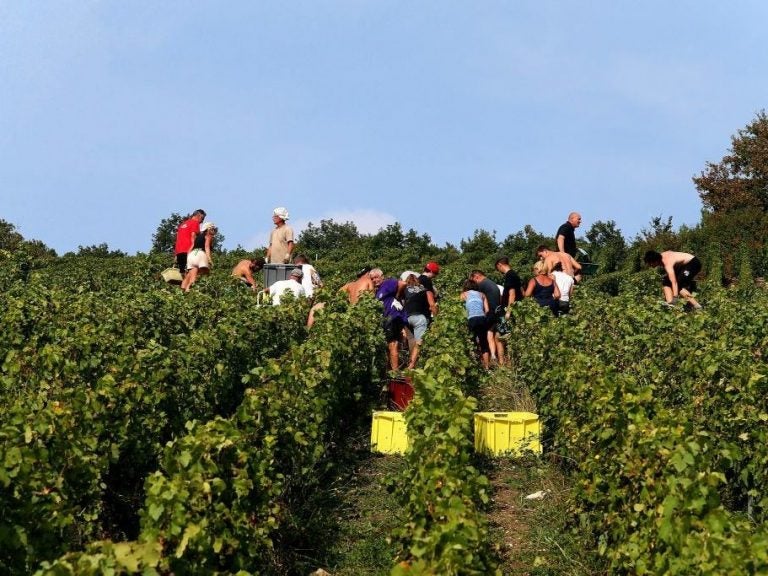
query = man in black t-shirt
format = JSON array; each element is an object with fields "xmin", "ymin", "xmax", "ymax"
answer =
[
  {"xmin": 494, "ymin": 256, "xmax": 523, "ymax": 320},
  {"xmin": 418, "ymin": 261, "xmax": 440, "ymax": 319},
  {"xmin": 555, "ymin": 212, "xmax": 582, "ymax": 257},
  {"xmin": 470, "ymin": 269, "xmax": 504, "ymax": 365}
]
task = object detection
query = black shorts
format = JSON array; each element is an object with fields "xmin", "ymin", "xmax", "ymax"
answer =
[
  {"xmin": 662, "ymin": 257, "xmax": 701, "ymax": 292},
  {"xmin": 468, "ymin": 316, "xmax": 491, "ymax": 354},
  {"xmin": 175, "ymin": 252, "xmax": 188, "ymax": 274},
  {"xmin": 383, "ymin": 317, "xmax": 406, "ymax": 343}
]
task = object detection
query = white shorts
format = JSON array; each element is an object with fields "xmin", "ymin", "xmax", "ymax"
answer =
[{"xmin": 186, "ymin": 249, "xmax": 210, "ymax": 270}]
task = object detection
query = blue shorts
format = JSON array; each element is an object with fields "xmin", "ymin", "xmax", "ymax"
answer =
[{"xmin": 408, "ymin": 314, "xmax": 429, "ymax": 342}]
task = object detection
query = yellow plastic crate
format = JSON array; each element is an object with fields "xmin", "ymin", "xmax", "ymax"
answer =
[
  {"xmin": 474, "ymin": 412, "xmax": 542, "ymax": 456},
  {"xmin": 371, "ymin": 411, "xmax": 409, "ymax": 454}
]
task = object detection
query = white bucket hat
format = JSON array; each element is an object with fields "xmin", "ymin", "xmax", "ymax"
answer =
[{"xmin": 273, "ymin": 207, "xmax": 289, "ymax": 220}]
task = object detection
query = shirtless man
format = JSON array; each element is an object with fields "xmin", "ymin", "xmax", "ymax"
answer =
[
  {"xmin": 537, "ymin": 245, "xmax": 582, "ymax": 279},
  {"xmin": 340, "ymin": 266, "xmax": 374, "ymax": 304},
  {"xmin": 644, "ymin": 250, "xmax": 703, "ymax": 310},
  {"xmin": 231, "ymin": 257, "xmax": 265, "ymax": 291}
]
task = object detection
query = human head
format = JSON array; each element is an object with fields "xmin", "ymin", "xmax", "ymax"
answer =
[
  {"xmin": 289, "ymin": 268, "xmax": 304, "ymax": 281},
  {"xmin": 568, "ymin": 212, "xmax": 582, "ymax": 228},
  {"xmin": 201, "ymin": 222, "xmax": 216, "ymax": 234},
  {"xmin": 536, "ymin": 245, "xmax": 551, "ymax": 259},
  {"xmin": 470, "ymin": 269, "xmax": 485, "ymax": 282},
  {"xmin": 424, "ymin": 261, "xmax": 440, "ymax": 275},
  {"xmin": 369, "ymin": 268, "xmax": 384, "ymax": 287},
  {"xmin": 356, "ymin": 265, "xmax": 372, "ymax": 278},
  {"xmin": 272, "ymin": 206, "xmax": 289, "ymax": 223},
  {"xmin": 533, "ymin": 261, "xmax": 547, "ymax": 275},
  {"xmin": 192, "ymin": 209, "xmax": 206, "ymax": 222},
  {"xmin": 250, "ymin": 257, "xmax": 266, "ymax": 271},
  {"xmin": 293, "ymin": 254, "xmax": 309, "ymax": 264},
  {"xmin": 644, "ymin": 250, "xmax": 662, "ymax": 267},
  {"xmin": 462, "ymin": 279, "xmax": 478, "ymax": 292},
  {"xmin": 494, "ymin": 256, "xmax": 510, "ymax": 272}
]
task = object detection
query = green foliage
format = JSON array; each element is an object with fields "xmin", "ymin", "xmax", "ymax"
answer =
[
  {"xmin": 389, "ymin": 299, "xmax": 499, "ymax": 575},
  {"xmin": 694, "ymin": 110, "xmax": 768, "ymax": 213},
  {"xmin": 584, "ymin": 219, "xmax": 627, "ymax": 273}
]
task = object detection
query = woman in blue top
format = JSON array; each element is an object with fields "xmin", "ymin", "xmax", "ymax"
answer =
[{"xmin": 461, "ymin": 279, "xmax": 491, "ymax": 369}]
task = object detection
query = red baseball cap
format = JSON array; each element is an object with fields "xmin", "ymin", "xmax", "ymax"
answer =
[{"xmin": 425, "ymin": 261, "xmax": 440, "ymax": 274}]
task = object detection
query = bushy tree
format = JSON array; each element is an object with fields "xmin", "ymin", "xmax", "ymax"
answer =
[
  {"xmin": 297, "ymin": 219, "xmax": 361, "ymax": 256},
  {"xmin": 151, "ymin": 212, "xmax": 185, "ymax": 253},
  {"xmin": 693, "ymin": 110, "xmax": 768, "ymax": 212},
  {"xmin": 0, "ymin": 218, "xmax": 56, "ymax": 258},
  {"xmin": 584, "ymin": 220, "xmax": 627, "ymax": 273},
  {"xmin": 459, "ymin": 229, "xmax": 499, "ymax": 265}
]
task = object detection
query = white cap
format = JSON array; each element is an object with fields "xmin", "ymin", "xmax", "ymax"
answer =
[
  {"xmin": 400, "ymin": 270, "xmax": 419, "ymax": 281},
  {"xmin": 273, "ymin": 207, "xmax": 289, "ymax": 220},
  {"xmin": 201, "ymin": 222, "xmax": 216, "ymax": 232}
]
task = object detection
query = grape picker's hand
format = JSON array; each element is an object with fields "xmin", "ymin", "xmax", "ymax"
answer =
[{"xmin": 391, "ymin": 299, "xmax": 404, "ymax": 311}]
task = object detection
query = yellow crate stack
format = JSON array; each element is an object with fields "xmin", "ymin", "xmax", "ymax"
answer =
[{"xmin": 474, "ymin": 412, "xmax": 542, "ymax": 456}]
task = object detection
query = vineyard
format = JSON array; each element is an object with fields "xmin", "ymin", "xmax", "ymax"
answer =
[{"xmin": 2, "ymin": 248, "xmax": 768, "ymax": 575}]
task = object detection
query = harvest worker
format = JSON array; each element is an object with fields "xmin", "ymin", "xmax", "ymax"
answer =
[
  {"xmin": 644, "ymin": 250, "xmax": 703, "ymax": 310},
  {"xmin": 293, "ymin": 254, "xmax": 323, "ymax": 298},
  {"xmin": 264, "ymin": 267, "xmax": 306, "ymax": 306},
  {"xmin": 181, "ymin": 221, "xmax": 216, "ymax": 292},
  {"xmin": 174, "ymin": 209, "xmax": 206, "ymax": 276},
  {"xmin": 371, "ymin": 268, "xmax": 409, "ymax": 373},
  {"xmin": 340, "ymin": 266, "xmax": 374, "ymax": 304},
  {"xmin": 555, "ymin": 212, "xmax": 582, "ymax": 257},
  {"xmin": 231, "ymin": 257, "xmax": 265, "ymax": 291},
  {"xmin": 470, "ymin": 269, "xmax": 504, "ymax": 365},
  {"xmin": 265, "ymin": 207, "xmax": 294, "ymax": 264},
  {"xmin": 537, "ymin": 245, "xmax": 581, "ymax": 280}
]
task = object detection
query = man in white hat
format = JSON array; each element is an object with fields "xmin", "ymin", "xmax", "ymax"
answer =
[{"xmin": 266, "ymin": 207, "xmax": 294, "ymax": 264}]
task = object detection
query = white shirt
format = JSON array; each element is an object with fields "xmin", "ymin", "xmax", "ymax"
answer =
[
  {"xmin": 552, "ymin": 271, "xmax": 574, "ymax": 303},
  {"xmin": 269, "ymin": 279, "xmax": 306, "ymax": 306},
  {"xmin": 299, "ymin": 264, "xmax": 322, "ymax": 298}
]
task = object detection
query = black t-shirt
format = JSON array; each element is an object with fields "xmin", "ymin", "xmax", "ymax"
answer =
[
  {"xmin": 556, "ymin": 222, "xmax": 577, "ymax": 256},
  {"xmin": 404, "ymin": 284, "xmax": 431, "ymax": 317},
  {"xmin": 501, "ymin": 269, "xmax": 523, "ymax": 307},
  {"xmin": 419, "ymin": 274, "xmax": 435, "ymax": 296}
]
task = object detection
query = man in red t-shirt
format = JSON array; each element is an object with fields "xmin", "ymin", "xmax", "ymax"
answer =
[{"xmin": 174, "ymin": 209, "xmax": 206, "ymax": 275}]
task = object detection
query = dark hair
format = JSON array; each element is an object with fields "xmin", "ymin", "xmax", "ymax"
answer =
[
  {"xmin": 552, "ymin": 262, "xmax": 563, "ymax": 272},
  {"xmin": 193, "ymin": 209, "xmax": 206, "ymax": 218},
  {"xmin": 536, "ymin": 245, "xmax": 550, "ymax": 254},
  {"xmin": 495, "ymin": 256, "xmax": 509, "ymax": 267},
  {"xmin": 644, "ymin": 250, "xmax": 662, "ymax": 266},
  {"xmin": 463, "ymin": 279, "xmax": 479, "ymax": 292},
  {"xmin": 251, "ymin": 257, "xmax": 266, "ymax": 270},
  {"xmin": 470, "ymin": 269, "xmax": 484, "ymax": 278},
  {"xmin": 356, "ymin": 265, "xmax": 372, "ymax": 278},
  {"xmin": 294, "ymin": 254, "xmax": 309, "ymax": 264}
]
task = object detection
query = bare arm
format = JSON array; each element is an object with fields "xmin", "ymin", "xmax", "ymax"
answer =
[
  {"xmin": 427, "ymin": 289, "xmax": 437, "ymax": 316},
  {"xmin": 482, "ymin": 293, "xmax": 489, "ymax": 314},
  {"xmin": 524, "ymin": 278, "xmax": 535, "ymax": 298},
  {"xmin": 662, "ymin": 256, "xmax": 679, "ymax": 295},
  {"xmin": 556, "ymin": 234, "xmax": 566, "ymax": 253}
]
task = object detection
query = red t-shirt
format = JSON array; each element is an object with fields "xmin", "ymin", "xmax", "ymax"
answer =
[{"xmin": 175, "ymin": 218, "xmax": 201, "ymax": 254}]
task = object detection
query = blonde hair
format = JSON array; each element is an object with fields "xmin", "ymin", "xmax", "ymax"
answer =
[{"xmin": 533, "ymin": 261, "xmax": 547, "ymax": 275}]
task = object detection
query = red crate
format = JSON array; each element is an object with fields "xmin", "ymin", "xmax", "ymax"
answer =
[{"xmin": 388, "ymin": 377, "xmax": 414, "ymax": 411}]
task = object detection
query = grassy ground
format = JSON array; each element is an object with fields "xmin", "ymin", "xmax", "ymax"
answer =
[
  {"xmin": 478, "ymin": 366, "xmax": 606, "ymax": 575},
  {"xmin": 283, "ymin": 387, "xmax": 404, "ymax": 575}
]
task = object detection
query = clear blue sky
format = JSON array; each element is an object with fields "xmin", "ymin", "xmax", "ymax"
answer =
[{"xmin": 2, "ymin": 2, "xmax": 766, "ymax": 255}]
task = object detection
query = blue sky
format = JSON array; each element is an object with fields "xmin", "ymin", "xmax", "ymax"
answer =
[{"xmin": 2, "ymin": 2, "xmax": 766, "ymax": 255}]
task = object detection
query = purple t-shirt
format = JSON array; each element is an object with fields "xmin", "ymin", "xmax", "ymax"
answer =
[{"xmin": 376, "ymin": 278, "xmax": 408, "ymax": 321}]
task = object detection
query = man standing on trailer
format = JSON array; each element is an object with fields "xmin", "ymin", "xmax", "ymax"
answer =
[{"xmin": 266, "ymin": 207, "xmax": 294, "ymax": 264}]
